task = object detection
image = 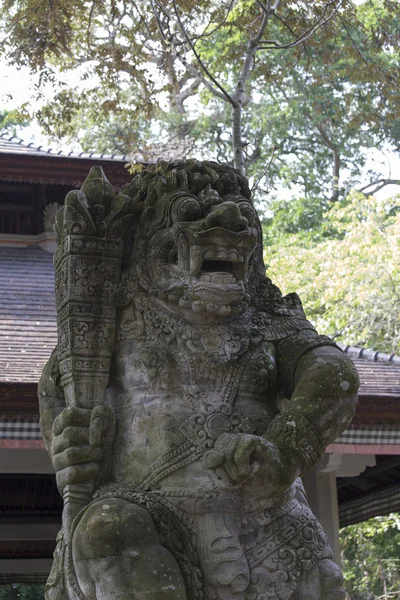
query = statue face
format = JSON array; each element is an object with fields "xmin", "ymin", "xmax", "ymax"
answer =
[{"xmin": 138, "ymin": 185, "xmax": 258, "ymax": 320}]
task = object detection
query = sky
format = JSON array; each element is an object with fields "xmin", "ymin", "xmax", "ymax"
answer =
[
  {"xmin": 1, "ymin": 60, "xmax": 45, "ymax": 142},
  {"xmin": 0, "ymin": 58, "xmax": 90, "ymax": 151},
  {"xmin": 1, "ymin": 57, "xmax": 399, "ymax": 201}
]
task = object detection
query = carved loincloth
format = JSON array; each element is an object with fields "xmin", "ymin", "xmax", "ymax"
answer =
[
  {"xmin": 155, "ymin": 480, "xmax": 331, "ymax": 600},
  {"xmin": 51, "ymin": 481, "xmax": 331, "ymax": 600}
]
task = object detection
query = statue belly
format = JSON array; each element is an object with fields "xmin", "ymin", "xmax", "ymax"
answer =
[
  {"xmin": 109, "ymin": 388, "xmax": 192, "ymax": 485},
  {"xmin": 109, "ymin": 338, "xmax": 280, "ymax": 490}
]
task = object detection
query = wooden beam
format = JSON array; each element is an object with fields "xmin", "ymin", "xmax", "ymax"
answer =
[
  {"xmin": 0, "ymin": 524, "xmax": 59, "ymax": 540},
  {"xmin": 0, "ymin": 559, "xmax": 53, "ymax": 573},
  {"xmin": 0, "ymin": 448, "xmax": 53, "ymax": 473},
  {"xmin": 360, "ymin": 455, "xmax": 400, "ymax": 478}
]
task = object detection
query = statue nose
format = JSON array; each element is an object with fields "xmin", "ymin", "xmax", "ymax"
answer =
[{"xmin": 204, "ymin": 201, "xmax": 248, "ymax": 232}]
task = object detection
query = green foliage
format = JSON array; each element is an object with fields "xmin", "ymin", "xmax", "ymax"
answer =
[
  {"xmin": 264, "ymin": 192, "xmax": 400, "ymax": 353},
  {"xmin": 0, "ymin": 583, "xmax": 45, "ymax": 600},
  {"xmin": 264, "ymin": 196, "xmax": 335, "ymax": 238},
  {"xmin": 340, "ymin": 513, "xmax": 400, "ymax": 599},
  {"xmin": 0, "ymin": 108, "xmax": 30, "ymax": 135}
]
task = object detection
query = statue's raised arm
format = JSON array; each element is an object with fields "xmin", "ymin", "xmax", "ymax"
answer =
[{"xmin": 40, "ymin": 160, "xmax": 358, "ymax": 600}]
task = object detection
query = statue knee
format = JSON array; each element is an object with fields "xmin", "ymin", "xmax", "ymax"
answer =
[
  {"xmin": 319, "ymin": 559, "xmax": 345, "ymax": 598},
  {"xmin": 73, "ymin": 499, "xmax": 159, "ymax": 561}
]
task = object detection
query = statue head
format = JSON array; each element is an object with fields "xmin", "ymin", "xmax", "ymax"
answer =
[{"xmin": 121, "ymin": 160, "xmax": 266, "ymax": 322}]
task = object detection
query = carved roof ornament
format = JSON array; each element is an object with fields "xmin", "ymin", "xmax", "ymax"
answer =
[
  {"xmin": 131, "ymin": 136, "xmax": 194, "ymax": 162},
  {"xmin": 43, "ymin": 202, "xmax": 62, "ymax": 232}
]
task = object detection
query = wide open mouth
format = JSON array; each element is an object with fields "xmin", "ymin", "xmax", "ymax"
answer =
[
  {"xmin": 199, "ymin": 258, "xmax": 245, "ymax": 281},
  {"xmin": 175, "ymin": 227, "xmax": 256, "ymax": 282}
]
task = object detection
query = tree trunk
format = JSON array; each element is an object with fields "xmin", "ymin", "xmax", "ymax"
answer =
[
  {"xmin": 331, "ymin": 149, "xmax": 341, "ymax": 202},
  {"xmin": 316, "ymin": 123, "xmax": 341, "ymax": 201},
  {"xmin": 232, "ymin": 99, "xmax": 244, "ymax": 174}
]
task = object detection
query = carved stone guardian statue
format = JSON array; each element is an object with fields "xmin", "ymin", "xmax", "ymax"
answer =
[{"xmin": 39, "ymin": 160, "xmax": 359, "ymax": 600}]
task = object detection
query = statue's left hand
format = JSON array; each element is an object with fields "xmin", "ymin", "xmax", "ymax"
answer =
[
  {"xmin": 51, "ymin": 404, "xmax": 115, "ymax": 494},
  {"xmin": 204, "ymin": 432, "xmax": 295, "ymax": 496}
]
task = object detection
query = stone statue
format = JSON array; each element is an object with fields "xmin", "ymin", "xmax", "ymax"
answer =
[{"xmin": 39, "ymin": 160, "xmax": 359, "ymax": 600}]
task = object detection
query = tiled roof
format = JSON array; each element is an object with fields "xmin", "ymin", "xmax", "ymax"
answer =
[
  {"xmin": 0, "ymin": 136, "xmax": 133, "ymax": 187},
  {"xmin": 354, "ymin": 358, "xmax": 400, "ymax": 396},
  {"xmin": 340, "ymin": 344, "xmax": 400, "ymax": 365},
  {"xmin": 0, "ymin": 246, "xmax": 56, "ymax": 382},
  {"xmin": 339, "ymin": 344, "xmax": 400, "ymax": 399}
]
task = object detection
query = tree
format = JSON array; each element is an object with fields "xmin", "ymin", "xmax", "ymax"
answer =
[
  {"xmin": 1, "ymin": 1, "xmax": 399, "ymax": 204},
  {"xmin": 0, "ymin": 0, "xmax": 343, "ymax": 172},
  {"xmin": 264, "ymin": 191, "xmax": 400, "ymax": 353},
  {"xmin": 340, "ymin": 513, "xmax": 400, "ymax": 599},
  {"xmin": 148, "ymin": 0, "xmax": 346, "ymax": 174},
  {"xmin": 171, "ymin": 0, "xmax": 400, "ymax": 201}
]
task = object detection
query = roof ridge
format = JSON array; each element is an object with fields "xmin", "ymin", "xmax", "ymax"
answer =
[
  {"xmin": 0, "ymin": 132, "xmax": 131, "ymax": 161},
  {"xmin": 338, "ymin": 343, "xmax": 400, "ymax": 364}
]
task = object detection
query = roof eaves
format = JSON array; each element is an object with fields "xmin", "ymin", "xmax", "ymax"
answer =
[
  {"xmin": 0, "ymin": 133, "xmax": 137, "ymax": 163},
  {"xmin": 339, "ymin": 343, "xmax": 400, "ymax": 365}
]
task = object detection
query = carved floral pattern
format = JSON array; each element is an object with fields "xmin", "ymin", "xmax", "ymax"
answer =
[
  {"xmin": 72, "ymin": 321, "xmax": 114, "ymax": 351},
  {"xmin": 73, "ymin": 258, "xmax": 116, "ymax": 300},
  {"xmin": 54, "ymin": 259, "xmax": 68, "ymax": 307}
]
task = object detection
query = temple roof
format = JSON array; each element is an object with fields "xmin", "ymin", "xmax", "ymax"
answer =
[
  {"xmin": 340, "ymin": 344, "xmax": 400, "ymax": 365},
  {"xmin": 0, "ymin": 134, "xmax": 134, "ymax": 187},
  {"xmin": 339, "ymin": 345, "xmax": 400, "ymax": 423}
]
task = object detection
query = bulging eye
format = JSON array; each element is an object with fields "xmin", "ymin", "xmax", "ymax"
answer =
[
  {"xmin": 171, "ymin": 195, "xmax": 202, "ymax": 222},
  {"xmin": 237, "ymin": 201, "xmax": 256, "ymax": 225}
]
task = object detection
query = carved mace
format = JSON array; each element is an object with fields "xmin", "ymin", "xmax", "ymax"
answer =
[{"xmin": 54, "ymin": 167, "xmax": 134, "ymax": 539}]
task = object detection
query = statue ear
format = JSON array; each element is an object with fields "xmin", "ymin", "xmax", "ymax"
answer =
[{"xmin": 283, "ymin": 293, "xmax": 307, "ymax": 319}]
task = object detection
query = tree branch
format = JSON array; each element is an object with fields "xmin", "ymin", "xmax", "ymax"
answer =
[
  {"xmin": 339, "ymin": 15, "xmax": 370, "ymax": 66},
  {"xmin": 357, "ymin": 178, "xmax": 400, "ymax": 196},
  {"xmin": 175, "ymin": 77, "xmax": 201, "ymax": 113},
  {"xmin": 232, "ymin": 1, "xmax": 279, "ymax": 173},
  {"xmin": 251, "ymin": 144, "xmax": 277, "ymax": 194},
  {"xmin": 149, "ymin": 0, "xmax": 232, "ymax": 103},
  {"xmin": 149, "ymin": 0, "xmax": 169, "ymax": 43},
  {"xmin": 191, "ymin": 0, "xmax": 235, "ymax": 42},
  {"xmin": 316, "ymin": 123, "xmax": 341, "ymax": 201},
  {"xmin": 271, "ymin": 11, "xmax": 313, "ymax": 66},
  {"xmin": 171, "ymin": 0, "xmax": 235, "ymax": 105},
  {"xmin": 176, "ymin": 55, "xmax": 229, "ymax": 102},
  {"xmin": 258, "ymin": 0, "xmax": 343, "ymax": 50},
  {"xmin": 238, "ymin": 5, "xmax": 274, "ymax": 89},
  {"xmin": 86, "ymin": 2, "xmax": 96, "ymax": 51}
]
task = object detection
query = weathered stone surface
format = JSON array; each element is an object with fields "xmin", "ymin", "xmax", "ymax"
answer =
[{"xmin": 39, "ymin": 160, "xmax": 359, "ymax": 600}]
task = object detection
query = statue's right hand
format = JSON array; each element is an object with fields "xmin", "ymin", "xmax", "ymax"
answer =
[{"xmin": 51, "ymin": 405, "xmax": 115, "ymax": 494}]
